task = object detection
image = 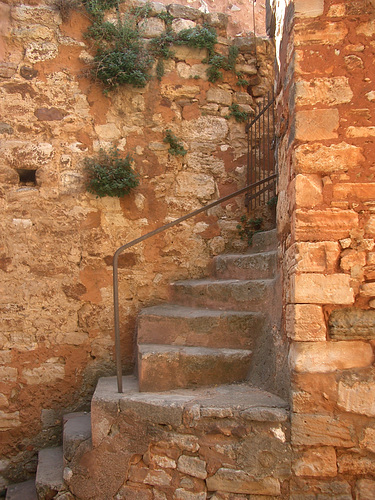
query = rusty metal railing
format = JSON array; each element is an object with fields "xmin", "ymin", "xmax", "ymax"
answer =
[
  {"xmin": 113, "ymin": 176, "xmax": 277, "ymax": 393},
  {"xmin": 246, "ymin": 92, "xmax": 276, "ymax": 209}
]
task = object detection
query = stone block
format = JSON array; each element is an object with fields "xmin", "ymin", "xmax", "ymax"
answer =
[
  {"xmin": 286, "ymin": 304, "xmax": 326, "ymax": 341},
  {"xmin": 295, "ymin": 174, "xmax": 323, "ymax": 208},
  {"xmin": 177, "ymin": 63, "xmax": 208, "ymax": 80},
  {"xmin": 338, "ymin": 378, "xmax": 375, "ymax": 416},
  {"xmin": 168, "ymin": 4, "xmax": 201, "ymax": 20},
  {"xmin": 0, "ymin": 366, "xmax": 17, "ymax": 382},
  {"xmin": 289, "ymin": 340, "xmax": 373, "ymax": 373},
  {"xmin": 360, "ymin": 427, "xmax": 375, "ymax": 454},
  {"xmin": 290, "ymin": 477, "xmax": 352, "ymax": 498},
  {"xmin": 140, "ymin": 17, "xmax": 165, "ymax": 38},
  {"xmin": 296, "ymin": 241, "xmax": 341, "ymax": 273},
  {"xmin": 295, "ymin": 109, "xmax": 339, "ymax": 141},
  {"xmin": 0, "ymin": 62, "xmax": 17, "ymax": 79},
  {"xmin": 0, "ymin": 410, "xmax": 21, "ymax": 430},
  {"xmin": 333, "ymin": 183, "xmax": 375, "ymax": 202},
  {"xmin": 25, "ymin": 41, "xmax": 58, "ymax": 63},
  {"xmin": 360, "ymin": 282, "xmax": 375, "ymax": 297},
  {"xmin": 172, "ymin": 19, "xmax": 196, "ymax": 33},
  {"xmin": 338, "ymin": 453, "xmax": 375, "ymax": 475},
  {"xmin": 22, "ymin": 361, "xmax": 65, "ymax": 384},
  {"xmin": 295, "ymin": 209, "xmax": 358, "ymax": 242},
  {"xmin": 293, "ymin": 446, "xmax": 337, "ymax": 477},
  {"xmin": 346, "ymin": 126, "xmax": 375, "ymax": 138},
  {"xmin": 144, "ymin": 469, "xmax": 172, "ymax": 487},
  {"xmin": 174, "ymin": 490, "xmax": 206, "ymax": 500},
  {"xmin": 175, "ymin": 172, "xmax": 215, "ymax": 201},
  {"xmin": 206, "ymin": 468, "xmax": 280, "ymax": 495},
  {"xmin": 329, "ymin": 308, "xmax": 375, "ymax": 340},
  {"xmin": 292, "ymin": 372, "xmax": 338, "ymax": 413},
  {"xmin": 181, "ymin": 116, "xmax": 228, "ymax": 143},
  {"xmin": 294, "ymin": 20, "xmax": 348, "ymax": 46},
  {"xmin": 294, "ymin": 0, "xmax": 324, "ymax": 18},
  {"xmin": 356, "ymin": 479, "xmax": 375, "ymax": 500},
  {"xmin": 291, "ymin": 414, "xmax": 355, "ymax": 447},
  {"xmin": 295, "ymin": 77, "xmax": 353, "ymax": 106},
  {"xmin": 160, "ymin": 84, "xmax": 200, "ymax": 99},
  {"xmin": 206, "ymin": 88, "xmax": 232, "ymax": 106},
  {"xmin": 292, "ymin": 273, "xmax": 354, "ymax": 305},
  {"xmin": 294, "ymin": 142, "xmax": 365, "ymax": 174},
  {"xmin": 203, "ymin": 12, "xmax": 228, "ymax": 29},
  {"xmin": 177, "ymin": 455, "xmax": 207, "ymax": 479}
]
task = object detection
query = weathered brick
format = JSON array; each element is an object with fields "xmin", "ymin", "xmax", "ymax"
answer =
[
  {"xmin": 292, "ymin": 273, "xmax": 354, "ymax": 305},
  {"xmin": 295, "ymin": 77, "xmax": 353, "ymax": 106},
  {"xmin": 293, "ymin": 446, "xmax": 337, "ymax": 477},
  {"xmin": 286, "ymin": 304, "xmax": 326, "ymax": 341},
  {"xmin": 294, "ymin": 142, "xmax": 365, "ymax": 174},
  {"xmin": 292, "ymin": 414, "xmax": 355, "ymax": 447},
  {"xmin": 295, "ymin": 209, "xmax": 358, "ymax": 242},
  {"xmin": 295, "ymin": 109, "xmax": 339, "ymax": 141},
  {"xmin": 289, "ymin": 341, "xmax": 373, "ymax": 373},
  {"xmin": 329, "ymin": 308, "xmax": 375, "ymax": 340}
]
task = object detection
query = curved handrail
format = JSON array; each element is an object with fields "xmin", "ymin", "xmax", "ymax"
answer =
[{"xmin": 113, "ymin": 174, "xmax": 277, "ymax": 392}]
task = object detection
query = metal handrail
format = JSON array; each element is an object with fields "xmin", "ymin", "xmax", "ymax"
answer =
[{"xmin": 113, "ymin": 175, "xmax": 277, "ymax": 393}]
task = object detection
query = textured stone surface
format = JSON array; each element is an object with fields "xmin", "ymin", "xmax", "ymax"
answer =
[
  {"xmin": 293, "ymin": 446, "xmax": 337, "ymax": 477},
  {"xmin": 294, "ymin": 142, "xmax": 365, "ymax": 174},
  {"xmin": 329, "ymin": 308, "xmax": 375, "ymax": 340},
  {"xmin": 286, "ymin": 304, "xmax": 326, "ymax": 341},
  {"xmin": 295, "ymin": 109, "xmax": 339, "ymax": 141},
  {"xmin": 293, "ymin": 273, "xmax": 354, "ymax": 305}
]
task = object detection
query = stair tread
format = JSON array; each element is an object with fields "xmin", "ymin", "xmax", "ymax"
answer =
[
  {"xmin": 36, "ymin": 446, "xmax": 64, "ymax": 496},
  {"xmin": 173, "ymin": 278, "xmax": 274, "ymax": 285},
  {"xmin": 6, "ymin": 479, "xmax": 37, "ymax": 500},
  {"xmin": 94, "ymin": 376, "xmax": 289, "ymax": 420},
  {"xmin": 139, "ymin": 304, "xmax": 263, "ymax": 318},
  {"xmin": 138, "ymin": 344, "xmax": 252, "ymax": 356}
]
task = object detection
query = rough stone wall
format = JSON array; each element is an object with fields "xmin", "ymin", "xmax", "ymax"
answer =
[
  {"xmin": 0, "ymin": 0, "xmax": 274, "ymax": 486},
  {"xmin": 274, "ymin": 0, "xmax": 375, "ymax": 496}
]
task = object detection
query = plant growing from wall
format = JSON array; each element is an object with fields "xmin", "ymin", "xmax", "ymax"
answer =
[
  {"xmin": 85, "ymin": 147, "xmax": 139, "ymax": 197},
  {"xmin": 226, "ymin": 103, "xmax": 250, "ymax": 123},
  {"xmin": 237, "ymin": 215, "xmax": 263, "ymax": 245},
  {"xmin": 163, "ymin": 129, "xmax": 187, "ymax": 156}
]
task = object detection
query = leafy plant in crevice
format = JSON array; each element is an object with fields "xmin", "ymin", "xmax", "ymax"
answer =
[
  {"xmin": 163, "ymin": 129, "xmax": 187, "ymax": 157},
  {"xmin": 226, "ymin": 103, "xmax": 250, "ymax": 123},
  {"xmin": 237, "ymin": 216, "xmax": 263, "ymax": 246},
  {"xmin": 85, "ymin": 148, "xmax": 139, "ymax": 198}
]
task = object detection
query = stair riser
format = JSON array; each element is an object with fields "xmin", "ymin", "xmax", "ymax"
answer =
[
  {"xmin": 171, "ymin": 281, "xmax": 274, "ymax": 312},
  {"xmin": 251, "ymin": 229, "xmax": 277, "ymax": 252},
  {"xmin": 138, "ymin": 350, "xmax": 252, "ymax": 392},
  {"xmin": 214, "ymin": 252, "xmax": 277, "ymax": 280},
  {"xmin": 137, "ymin": 313, "xmax": 265, "ymax": 350}
]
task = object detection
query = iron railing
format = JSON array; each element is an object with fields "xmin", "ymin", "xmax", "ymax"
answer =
[{"xmin": 246, "ymin": 92, "xmax": 276, "ymax": 209}]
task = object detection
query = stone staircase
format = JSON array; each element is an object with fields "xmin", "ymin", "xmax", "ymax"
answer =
[{"xmin": 5, "ymin": 229, "xmax": 291, "ymax": 499}]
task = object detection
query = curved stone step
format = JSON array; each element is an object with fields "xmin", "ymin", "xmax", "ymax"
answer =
[
  {"xmin": 251, "ymin": 228, "xmax": 277, "ymax": 252},
  {"xmin": 137, "ymin": 344, "xmax": 252, "ymax": 392},
  {"xmin": 214, "ymin": 250, "xmax": 277, "ymax": 280},
  {"xmin": 171, "ymin": 278, "xmax": 274, "ymax": 311},
  {"xmin": 137, "ymin": 304, "xmax": 266, "ymax": 350}
]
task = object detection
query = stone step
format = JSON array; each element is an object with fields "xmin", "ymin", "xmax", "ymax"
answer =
[
  {"xmin": 5, "ymin": 479, "xmax": 37, "ymax": 500},
  {"xmin": 251, "ymin": 228, "xmax": 277, "ymax": 252},
  {"xmin": 214, "ymin": 250, "xmax": 277, "ymax": 280},
  {"xmin": 137, "ymin": 304, "xmax": 265, "ymax": 350},
  {"xmin": 36, "ymin": 446, "xmax": 64, "ymax": 500},
  {"xmin": 137, "ymin": 344, "xmax": 252, "ymax": 392},
  {"xmin": 171, "ymin": 278, "xmax": 274, "ymax": 311},
  {"xmin": 63, "ymin": 412, "xmax": 92, "ymax": 463}
]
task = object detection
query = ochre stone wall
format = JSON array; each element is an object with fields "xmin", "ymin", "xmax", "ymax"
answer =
[
  {"xmin": 0, "ymin": 0, "xmax": 274, "ymax": 485},
  {"xmin": 274, "ymin": 0, "xmax": 375, "ymax": 496}
]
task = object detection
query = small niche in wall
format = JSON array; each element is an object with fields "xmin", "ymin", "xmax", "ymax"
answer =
[{"xmin": 17, "ymin": 168, "xmax": 37, "ymax": 186}]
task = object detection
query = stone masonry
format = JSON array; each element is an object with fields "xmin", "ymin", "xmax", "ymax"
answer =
[
  {"xmin": 0, "ymin": 0, "xmax": 275, "ymax": 486},
  {"xmin": 273, "ymin": 0, "xmax": 375, "ymax": 496}
]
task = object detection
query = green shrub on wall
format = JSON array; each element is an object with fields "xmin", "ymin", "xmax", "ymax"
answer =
[{"xmin": 85, "ymin": 148, "xmax": 139, "ymax": 198}]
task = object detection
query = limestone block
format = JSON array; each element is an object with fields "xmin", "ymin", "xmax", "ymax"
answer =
[
  {"xmin": 338, "ymin": 453, "xmax": 375, "ymax": 475},
  {"xmin": 293, "ymin": 446, "xmax": 337, "ymax": 477},
  {"xmin": 203, "ymin": 12, "xmax": 228, "ymax": 29},
  {"xmin": 175, "ymin": 490, "xmax": 205, "ymax": 500},
  {"xmin": 338, "ymin": 379, "xmax": 375, "ymax": 416},
  {"xmin": 175, "ymin": 172, "xmax": 215, "ymax": 201},
  {"xmin": 3, "ymin": 141, "xmax": 54, "ymax": 168},
  {"xmin": 235, "ymin": 63, "xmax": 257, "ymax": 75},
  {"xmin": 294, "ymin": 142, "xmax": 365, "ymax": 174},
  {"xmin": 94, "ymin": 123, "xmax": 121, "ymax": 141},
  {"xmin": 360, "ymin": 282, "xmax": 375, "ymax": 297},
  {"xmin": 357, "ymin": 18, "xmax": 375, "ymax": 36},
  {"xmin": 206, "ymin": 88, "xmax": 232, "ymax": 106},
  {"xmin": 151, "ymin": 454, "xmax": 176, "ymax": 469},
  {"xmin": 294, "ymin": 0, "xmax": 324, "ymax": 18},
  {"xmin": 172, "ymin": 45, "xmax": 208, "ymax": 61},
  {"xmin": 286, "ymin": 304, "xmax": 326, "ymax": 341},
  {"xmin": 0, "ymin": 62, "xmax": 17, "ymax": 79},
  {"xmin": 289, "ymin": 341, "xmax": 373, "ymax": 373},
  {"xmin": 144, "ymin": 469, "xmax": 172, "ymax": 487},
  {"xmin": 0, "ymin": 366, "xmax": 17, "ymax": 382},
  {"xmin": 296, "ymin": 241, "xmax": 341, "ymax": 273},
  {"xmin": 12, "ymin": 25, "xmax": 55, "ymax": 42},
  {"xmin": 140, "ymin": 17, "xmax": 165, "ymax": 38},
  {"xmin": 11, "ymin": 6, "xmax": 60, "ymax": 26},
  {"xmin": 295, "ymin": 77, "xmax": 353, "ymax": 106},
  {"xmin": 360, "ymin": 428, "xmax": 375, "ymax": 454},
  {"xmin": 160, "ymin": 84, "xmax": 200, "ymax": 99},
  {"xmin": 25, "ymin": 41, "xmax": 58, "ymax": 63},
  {"xmin": 235, "ymin": 92, "xmax": 253, "ymax": 105},
  {"xmin": 295, "ymin": 174, "xmax": 323, "ymax": 208},
  {"xmin": 206, "ymin": 468, "xmax": 280, "ymax": 495},
  {"xmin": 295, "ymin": 209, "xmax": 358, "ymax": 242},
  {"xmin": 290, "ymin": 477, "xmax": 352, "ymax": 498},
  {"xmin": 22, "ymin": 361, "xmax": 65, "ymax": 384},
  {"xmin": 0, "ymin": 411, "xmax": 21, "ymax": 430},
  {"xmin": 329, "ymin": 308, "xmax": 375, "ymax": 340},
  {"xmin": 291, "ymin": 372, "xmax": 338, "ymax": 414},
  {"xmin": 333, "ymin": 183, "xmax": 375, "ymax": 202},
  {"xmin": 168, "ymin": 4, "xmax": 201, "ymax": 20},
  {"xmin": 160, "ymin": 433, "xmax": 199, "ymax": 452},
  {"xmin": 181, "ymin": 116, "xmax": 228, "ymax": 143},
  {"xmin": 356, "ymin": 479, "xmax": 375, "ymax": 500},
  {"xmin": 346, "ymin": 126, "xmax": 375, "ymax": 138},
  {"xmin": 176, "ymin": 63, "xmax": 208, "ymax": 80},
  {"xmin": 172, "ymin": 19, "xmax": 196, "ymax": 33},
  {"xmin": 177, "ymin": 455, "xmax": 207, "ymax": 479},
  {"xmin": 291, "ymin": 414, "xmax": 355, "ymax": 447},
  {"xmin": 294, "ymin": 20, "xmax": 348, "ymax": 46},
  {"xmin": 295, "ymin": 109, "xmax": 339, "ymax": 141},
  {"xmin": 292, "ymin": 273, "xmax": 354, "ymax": 305}
]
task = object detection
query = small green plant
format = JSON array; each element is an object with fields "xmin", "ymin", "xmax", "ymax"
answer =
[
  {"xmin": 163, "ymin": 129, "xmax": 187, "ymax": 156},
  {"xmin": 157, "ymin": 10, "xmax": 174, "ymax": 26},
  {"xmin": 226, "ymin": 103, "xmax": 250, "ymax": 123},
  {"xmin": 85, "ymin": 148, "xmax": 139, "ymax": 198},
  {"xmin": 267, "ymin": 195, "xmax": 277, "ymax": 207},
  {"xmin": 237, "ymin": 216, "xmax": 263, "ymax": 246}
]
